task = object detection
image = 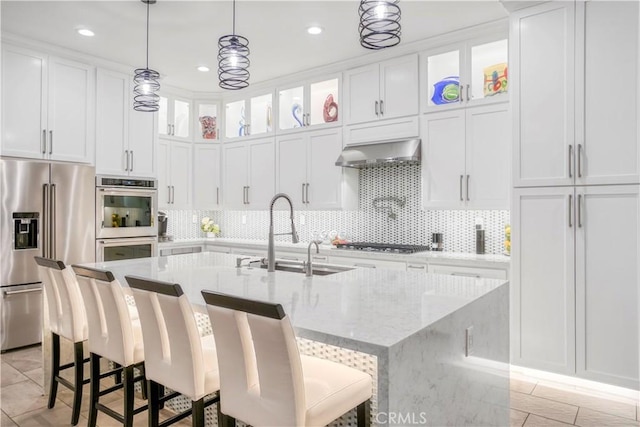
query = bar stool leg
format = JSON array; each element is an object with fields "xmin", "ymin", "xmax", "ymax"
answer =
[
  {"xmin": 47, "ymin": 333, "xmax": 60, "ymax": 409},
  {"xmin": 113, "ymin": 362, "xmax": 122, "ymax": 384},
  {"xmin": 123, "ymin": 365, "xmax": 135, "ymax": 427},
  {"xmin": 148, "ymin": 380, "xmax": 160, "ymax": 427},
  {"xmin": 88, "ymin": 353, "xmax": 101, "ymax": 427},
  {"xmin": 217, "ymin": 401, "xmax": 235, "ymax": 427},
  {"xmin": 139, "ymin": 364, "xmax": 148, "ymax": 400},
  {"xmin": 192, "ymin": 398, "xmax": 204, "ymax": 427},
  {"xmin": 357, "ymin": 400, "xmax": 371, "ymax": 427},
  {"xmin": 71, "ymin": 341, "xmax": 84, "ymax": 425}
]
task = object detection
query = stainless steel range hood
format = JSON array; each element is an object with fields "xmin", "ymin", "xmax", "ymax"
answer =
[{"xmin": 335, "ymin": 138, "xmax": 421, "ymax": 168}]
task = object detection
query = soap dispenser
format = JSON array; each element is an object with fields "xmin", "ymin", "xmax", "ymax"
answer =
[{"xmin": 475, "ymin": 218, "xmax": 485, "ymax": 255}]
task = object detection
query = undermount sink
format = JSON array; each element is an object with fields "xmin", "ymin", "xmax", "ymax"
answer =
[{"xmin": 247, "ymin": 259, "xmax": 354, "ymax": 276}]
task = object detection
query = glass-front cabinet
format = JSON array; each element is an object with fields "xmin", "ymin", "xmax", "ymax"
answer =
[
  {"xmin": 422, "ymin": 35, "xmax": 508, "ymax": 112},
  {"xmin": 194, "ymin": 101, "xmax": 220, "ymax": 142},
  {"xmin": 158, "ymin": 94, "xmax": 192, "ymax": 141},
  {"xmin": 223, "ymin": 92, "xmax": 273, "ymax": 140},
  {"xmin": 277, "ymin": 76, "xmax": 340, "ymax": 132}
]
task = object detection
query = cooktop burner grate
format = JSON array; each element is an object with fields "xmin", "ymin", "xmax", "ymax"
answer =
[{"xmin": 335, "ymin": 242, "xmax": 430, "ymax": 254}]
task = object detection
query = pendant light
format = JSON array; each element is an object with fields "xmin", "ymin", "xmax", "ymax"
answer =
[
  {"xmin": 358, "ymin": 0, "xmax": 401, "ymax": 50},
  {"xmin": 218, "ymin": 0, "xmax": 250, "ymax": 90},
  {"xmin": 133, "ymin": 0, "xmax": 160, "ymax": 112}
]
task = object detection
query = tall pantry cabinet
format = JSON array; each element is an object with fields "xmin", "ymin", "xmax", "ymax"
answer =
[{"xmin": 511, "ymin": 1, "xmax": 640, "ymax": 390}]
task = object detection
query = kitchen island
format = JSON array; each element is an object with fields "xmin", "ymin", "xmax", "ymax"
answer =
[{"xmin": 72, "ymin": 252, "xmax": 509, "ymax": 426}]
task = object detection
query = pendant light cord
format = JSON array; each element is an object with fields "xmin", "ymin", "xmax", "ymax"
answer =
[
  {"xmin": 232, "ymin": 0, "xmax": 236, "ymax": 35},
  {"xmin": 146, "ymin": 0, "xmax": 150, "ymax": 69}
]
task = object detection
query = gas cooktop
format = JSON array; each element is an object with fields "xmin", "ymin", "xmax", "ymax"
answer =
[{"xmin": 335, "ymin": 242, "xmax": 430, "ymax": 254}]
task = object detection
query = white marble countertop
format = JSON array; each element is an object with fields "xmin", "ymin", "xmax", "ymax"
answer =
[
  {"xmin": 80, "ymin": 252, "xmax": 508, "ymax": 353},
  {"xmin": 159, "ymin": 238, "xmax": 511, "ymax": 269}
]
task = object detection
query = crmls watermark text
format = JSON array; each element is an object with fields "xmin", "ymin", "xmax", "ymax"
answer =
[{"xmin": 374, "ymin": 412, "xmax": 428, "ymax": 425}]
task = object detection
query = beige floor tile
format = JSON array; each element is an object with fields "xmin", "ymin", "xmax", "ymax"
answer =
[
  {"xmin": 1, "ymin": 346, "xmax": 42, "ymax": 373},
  {"xmin": 1, "ymin": 411, "xmax": 17, "ymax": 427},
  {"xmin": 537, "ymin": 378, "xmax": 638, "ymax": 406},
  {"xmin": 11, "ymin": 402, "xmax": 88, "ymax": 427},
  {"xmin": 22, "ymin": 368, "xmax": 43, "ymax": 388},
  {"xmin": 56, "ymin": 387, "xmax": 123, "ymax": 417},
  {"xmin": 0, "ymin": 379, "xmax": 47, "ymax": 418},
  {"xmin": 1, "ymin": 362, "xmax": 29, "ymax": 387},
  {"xmin": 575, "ymin": 407, "xmax": 640, "ymax": 427},
  {"xmin": 510, "ymin": 391, "xmax": 578, "ymax": 425},
  {"xmin": 511, "ymin": 378, "xmax": 537, "ymax": 394},
  {"xmin": 533, "ymin": 383, "xmax": 636, "ymax": 420},
  {"xmin": 524, "ymin": 414, "xmax": 574, "ymax": 426},
  {"xmin": 510, "ymin": 409, "xmax": 529, "ymax": 427}
]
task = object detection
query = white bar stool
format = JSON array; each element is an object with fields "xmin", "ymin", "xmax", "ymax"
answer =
[
  {"xmin": 201, "ymin": 290, "xmax": 373, "ymax": 427},
  {"xmin": 125, "ymin": 275, "xmax": 225, "ymax": 427},
  {"xmin": 34, "ymin": 256, "xmax": 89, "ymax": 426},
  {"xmin": 72, "ymin": 265, "xmax": 147, "ymax": 427}
]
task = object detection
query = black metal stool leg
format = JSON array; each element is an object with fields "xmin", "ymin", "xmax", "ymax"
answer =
[
  {"xmin": 113, "ymin": 362, "xmax": 122, "ymax": 384},
  {"xmin": 192, "ymin": 398, "xmax": 205, "ymax": 427},
  {"xmin": 47, "ymin": 333, "xmax": 60, "ymax": 409},
  {"xmin": 71, "ymin": 341, "xmax": 84, "ymax": 425},
  {"xmin": 139, "ymin": 364, "xmax": 148, "ymax": 400},
  {"xmin": 148, "ymin": 380, "xmax": 160, "ymax": 427},
  {"xmin": 123, "ymin": 365, "xmax": 135, "ymax": 427},
  {"xmin": 88, "ymin": 353, "xmax": 100, "ymax": 427},
  {"xmin": 357, "ymin": 400, "xmax": 371, "ymax": 427}
]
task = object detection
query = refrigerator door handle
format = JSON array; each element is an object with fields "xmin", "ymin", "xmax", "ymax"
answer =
[
  {"xmin": 42, "ymin": 183, "xmax": 49, "ymax": 257},
  {"xmin": 51, "ymin": 183, "xmax": 56, "ymax": 259}
]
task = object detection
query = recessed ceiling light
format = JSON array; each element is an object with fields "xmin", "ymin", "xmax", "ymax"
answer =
[
  {"xmin": 197, "ymin": 66, "xmax": 210, "ymax": 72},
  {"xmin": 77, "ymin": 28, "xmax": 95, "ymax": 37},
  {"xmin": 307, "ymin": 26, "xmax": 323, "ymax": 35}
]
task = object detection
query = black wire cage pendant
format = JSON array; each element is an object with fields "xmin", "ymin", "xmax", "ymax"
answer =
[
  {"xmin": 133, "ymin": 0, "xmax": 161, "ymax": 112},
  {"xmin": 218, "ymin": 0, "xmax": 250, "ymax": 90},
  {"xmin": 359, "ymin": 0, "xmax": 401, "ymax": 50}
]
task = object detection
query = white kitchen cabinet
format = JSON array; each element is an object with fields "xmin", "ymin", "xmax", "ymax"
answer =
[
  {"xmin": 158, "ymin": 94, "xmax": 191, "ymax": 141},
  {"xmin": 96, "ymin": 68, "xmax": 156, "ymax": 178},
  {"xmin": 158, "ymin": 141, "xmax": 192, "ymax": 208},
  {"xmin": 1, "ymin": 44, "xmax": 94, "ymax": 163},
  {"xmin": 327, "ymin": 256, "xmax": 406, "ymax": 271},
  {"xmin": 512, "ymin": 1, "xmax": 639, "ymax": 187},
  {"xmin": 277, "ymin": 75, "xmax": 341, "ymax": 132},
  {"xmin": 193, "ymin": 144, "xmax": 221, "ymax": 209},
  {"xmin": 344, "ymin": 53, "xmax": 419, "ymax": 126},
  {"xmin": 422, "ymin": 103, "xmax": 510, "ymax": 209},
  {"xmin": 512, "ymin": 185, "xmax": 640, "ymax": 388},
  {"xmin": 276, "ymin": 128, "xmax": 355, "ymax": 210},
  {"xmin": 223, "ymin": 91, "xmax": 274, "ymax": 140},
  {"xmin": 422, "ymin": 34, "xmax": 508, "ymax": 113},
  {"xmin": 222, "ymin": 138, "xmax": 275, "ymax": 210}
]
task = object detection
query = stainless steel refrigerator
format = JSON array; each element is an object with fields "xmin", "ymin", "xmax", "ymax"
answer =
[{"xmin": 0, "ymin": 158, "xmax": 95, "ymax": 351}]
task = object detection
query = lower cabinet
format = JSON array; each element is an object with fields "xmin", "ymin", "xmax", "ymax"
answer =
[
  {"xmin": 159, "ymin": 245, "xmax": 203, "ymax": 257},
  {"xmin": 327, "ymin": 256, "xmax": 407, "ymax": 271},
  {"xmin": 512, "ymin": 185, "xmax": 639, "ymax": 389}
]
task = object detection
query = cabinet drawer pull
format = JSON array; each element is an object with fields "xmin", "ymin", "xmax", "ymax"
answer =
[
  {"xmin": 407, "ymin": 264, "xmax": 426, "ymax": 270},
  {"xmin": 354, "ymin": 263, "xmax": 376, "ymax": 268},
  {"xmin": 451, "ymin": 272, "xmax": 481, "ymax": 278},
  {"xmin": 313, "ymin": 255, "xmax": 328, "ymax": 261}
]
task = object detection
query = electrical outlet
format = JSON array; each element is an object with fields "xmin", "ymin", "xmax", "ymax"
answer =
[
  {"xmin": 300, "ymin": 214, "xmax": 306, "ymax": 226},
  {"xmin": 465, "ymin": 326, "xmax": 474, "ymax": 357},
  {"xmin": 192, "ymin": 215, "xmax": 198, "ymax": 224},
  {"xmin": 242, "ymin": 215, "xmax": 247, "ymax": 225}
]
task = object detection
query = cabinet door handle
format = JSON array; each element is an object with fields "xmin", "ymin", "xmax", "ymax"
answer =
[
  {"xmin": 459, "ymin": 175, "xmax": 464, "ymax": 201},
  {"xmin": 49, "ymin": 130, "xmax": 53, "ymax": 154},
  {"xmin": 302, "ymin": 183, "xmax": 306, "ymax": 204},
  {"xmin": 172, "ymin": 124, "xmax": 176, "ymax": 136},
  {"xmin": 355, "ymin": 263, "xmax": 376, "ymax": 268},
  {"xmin": 306, "ymin": 183, "xmax": 310, "ymax": 204},
  {"xmin": 216, "ymin": 187, "xmax": 219, "ymax": 205},
  {"xmin": 466, "ymin": 175, "xmax": 470, "ymax": 201},
  {"xmin": 168, "ymin": 186, "xmax": 171, "ymax": 203},
  {"xmin": 466, "ymin": 84, "xmax": 470, "ymax": 102},
  {"xmin": 167, "ymin": 124, "xmax": 171, "ymax": 135},
  {"xmin": 568, "ymin": 194, "xmax": 573, "ymax": 228},
  {"xmin": 380, "ymin": 99, "xmax": 384, "ymax": 115},
  {"xmin": 51, "ymin": 183, "xmax": 56, "ymax": 258},
  {"xmin": 172, "ymin": 186, "xmax": 176, "ymax": 204},
  {"xmin": 568, "ymin": 145, "xmax": 573, "ymax": 178},
  {"xmin": 246, "ymin": 186, "xmax": 250, "ymax": 204},
  {"xmin": 578, "ymin": 144, "xmax": 583, "ymax": 178},
  {"xmin": 42, "ymin": 129, "xmax": 46, "ymax": 154},
  {"xmin": 124, "ymin": 150, "xmax": 129, "ymax": 171},
  {"xmin": 577, "ymin": 194, "xmax": 582, "ymax": 228},
  {"xmin": 407, "ymin": 264, "xmax": 426, "ymax": 270},
  {"xmin": 242, "ymin": 186, "xmax": 246, "ymax": 204},
  {"xmin": 375, "ymin": 100, "xmax": 379, "ymax": 116},
  {"xmin": 130, "ymin": 151, "xmax": 134, "ymax": 171}
]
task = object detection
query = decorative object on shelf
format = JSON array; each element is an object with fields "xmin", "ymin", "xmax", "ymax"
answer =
[
  {"xmin": 504, "ymin": 224, "xmax": 511, "ymax": 256},
  {"xmin": 201, "ymin": 217, "xmax": 220, "ymax": 237},
  {"xmin": 483, "ymin": 63, "xmax": 508, "ymax": 97},
  {"xmin": 292, "ymin": 103, "xmax": 303, "ymax": 128},
  {"xmin": 323, "ymin": 94, "xmax": 338, "ymax": 123},
  {"xmin": 199, "ymin": 115, "xmax": 217, "ymax": 139},
  {"xmin": 218, "ymin": 0, "xmax": 250, "ymax": 90},
  {"xmin": 133, "ymin": 0, "xmax": 161, "ymax": 112},
  {"xmin": 431, "ymin": 76, "xmax": 460, "ymax": 105},
  {"xmin": 238, "ymin": 105, "xmax": 246, "ymax": 136},
  {"xmin": 358, "ymin": 0, "xmax": 401, "ymax": 50}
]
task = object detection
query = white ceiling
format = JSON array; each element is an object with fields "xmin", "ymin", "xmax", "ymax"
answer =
[{"xmin": 1, "ymin": 1, "xmax": 508, "ymax": 93}]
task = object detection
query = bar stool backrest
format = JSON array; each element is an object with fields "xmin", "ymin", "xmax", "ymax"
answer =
[
  {"xmin": 201, "ymin": 290, "xmax": 305, "ymax": 426},
  {"xmin": 125, "ymin": 275, "xmax": 209, "ymax": 400},
  {"xmin": 35, "ymin": 257, "xmax": 87, "ymax": 343},
  {"xmin": 72, "ymin": 265, "xmax": 138, "ymax": 366}
]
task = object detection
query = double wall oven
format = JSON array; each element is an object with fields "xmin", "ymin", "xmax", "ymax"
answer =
[{"xmin": 95, "ymin": 176, "xmax": 158, "ymax": 262}]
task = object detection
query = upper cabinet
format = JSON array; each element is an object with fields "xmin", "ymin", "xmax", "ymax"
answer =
[
  {"xmin": 512, "ymin": 1, "xmax": 640, "ymax": 187},
  {"xmin": 193, "ymin": 144, "xmax": 221, "ymax": 209},
  {"xmin": 277, "ymin": 75, "xmax": 341, "ymax": 132},
  {"xmin": 343, "ymin": 53, "xmax": 419, "ymax": 125},
  {"xmin": 222, "ymin": 138, "xmax": 275, "ymax": 209},
  {"xmin": 422, "ymin": 35, "xmax": 508, "ymax": 113},
  {"xmin": 158, "ymin": 94, "xmax": 192, "ymax": 141},
  {"xmin": 1, "ymin": 44, "xmax": 95, "ymax": 163},
  {"xmin": 194, "ymin": 100, "xmax": 221, "ymax": 142},
  {"xmin": 96, "ymin": 68, "xmax": 156, "ymax": 178},
  {"xmin": 223, "ymin": 91, "xmax": 274, "ymax": 140}
]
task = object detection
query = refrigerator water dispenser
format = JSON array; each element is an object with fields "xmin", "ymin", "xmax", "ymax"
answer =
[{"xmin": 13, "ymin": 212, "xmax": 38, "ymax": 250}]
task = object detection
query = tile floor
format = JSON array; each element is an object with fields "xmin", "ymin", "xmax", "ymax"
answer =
[{"xmin": 2, "ymin": 345, "xmax": 639, "ymax": 426}]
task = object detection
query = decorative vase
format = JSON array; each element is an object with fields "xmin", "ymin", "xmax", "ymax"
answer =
[{"xmin": 206, "ymin": 232, "xmax": 216, "ymax": 238}]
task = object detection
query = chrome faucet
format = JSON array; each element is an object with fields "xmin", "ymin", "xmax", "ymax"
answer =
[
  {"xmin": 268, "ymin": 193, "xmax": 299, "ymax": 272},
  {"xmin": 305, "ymin": 240, "xmax": 321, "ymax": 277}
]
